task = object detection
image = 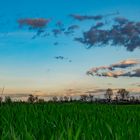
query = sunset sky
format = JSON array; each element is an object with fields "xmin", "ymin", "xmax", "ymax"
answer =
[{"xmin": 0, "ymin": 0, "xmax": 140, "ymax": 96}]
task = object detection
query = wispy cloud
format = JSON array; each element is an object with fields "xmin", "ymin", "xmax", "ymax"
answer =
[{"xmin": 110, "ymin": 59, "xmax": 140, "ymax": 69}]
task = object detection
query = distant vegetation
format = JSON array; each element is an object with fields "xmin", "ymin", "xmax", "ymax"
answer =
[
  {"xmin": 0, "ymin": 88, "xmax": 140, "ymax": 104},
  {"xmin": 0, "ymin": 88, "xmax": 140, "ymax": 139}
]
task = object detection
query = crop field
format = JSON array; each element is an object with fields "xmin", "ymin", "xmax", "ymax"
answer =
[{"xmin": 0, "ymin": 102, "xmax": 140, "ymax": 140}]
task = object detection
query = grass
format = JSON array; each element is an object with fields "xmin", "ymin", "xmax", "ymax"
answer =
[{"xmin": 0, "ymin": 102, "xmax": 140, "ymax": 140}]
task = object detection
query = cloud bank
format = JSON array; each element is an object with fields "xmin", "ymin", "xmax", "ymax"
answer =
[
  {"xmin": 87, "ymin": 59, "xmax": 140, "ymax": 78},
  {"xmin": 75, "ymin": 17, "xmax": 140, "ymax": 51}
]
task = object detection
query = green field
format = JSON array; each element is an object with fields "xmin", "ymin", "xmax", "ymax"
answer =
[{"xmin": 0, "ymin": 102, "xmax": 140, "ymax": 140}]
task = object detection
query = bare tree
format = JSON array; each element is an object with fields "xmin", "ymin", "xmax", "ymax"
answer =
[{"xmin": 104, "ymin": 88, "xmax": 113, "ymax": 101}]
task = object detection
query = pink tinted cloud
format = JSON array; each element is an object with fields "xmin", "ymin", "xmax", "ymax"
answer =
[{"xmin": 18, "ymin": 18, "xmax": 50, "ymax": 29}]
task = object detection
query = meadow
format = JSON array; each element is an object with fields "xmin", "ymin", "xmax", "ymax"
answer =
[{"xmin": 0, "ymin": 102, "xmax": 140, "ymax": 140}]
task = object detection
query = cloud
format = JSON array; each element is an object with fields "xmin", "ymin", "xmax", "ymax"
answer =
[
  {"xmin": 52, "ymin": 29, "xmax": 62, "ymax": 37},
  {"xmin": 121, "ymin": 68, "xmax": 140, "ymax": 77},
  {"xmin": 131, "ymin": 83, "xmax": 140, "ymax": 87},
  {"xmin": 99, "ymin": 71, "xmax": 125, "ymax": 78},
  {"xmin": 114, "ymin": 17, "xmax": 128, "ymax": 25},
  {"xmin": 55, "ymin": 56, "xmax": 65, "ymax": 60},
  {"xmin": 68, "ymin": 25, "xmax": 79, "ymax": 31},
  {"xmin": 17, "ymin": 18, "xmax": 50, "ymax": 29},
  {"xmin": 110, "ymin": 59, "xmax": 140, "ymax": 69},
  {"xmin": 69, "ymin": 12, "xmax": 119, "ymax": 21},
  {"xmin": 54, "ymin": 56, "xmax": 72, "ymax": 62},
  {"xmin": 87, "ymin": 59, "xmax": 140, "ymax": 78},
  {"xmin": 75, "ymin": 17, "xmax": 140, "ymax": 51},
  {"xmin": 88, "ymin": 69, "xmax": 140, "ymax": 78},
  {"xmin": 69, "ymin": 14, "xmax": 103, "ymax": 21},
  {"xmin": 85, "ymin": 89, "xmax": 106, "ymax": 94},
  {"xmin": 55, "ymin": 21, "xmax": 64, "ymax": 28},
  {"xmin": 17, "ymin": 18, "xmax": 50, "ymax": 39},
  {"xmin": 31, "ymin": 29, "xmax": 46, "ymax": 39},
  {"xmin": 92, "ymin": 22, "xmax": 104, "ymax": 29}
]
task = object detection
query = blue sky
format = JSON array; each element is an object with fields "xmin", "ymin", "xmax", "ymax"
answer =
[{"xmin": 0, "ymin": 0, "xmax": 140, "ymax": 95}]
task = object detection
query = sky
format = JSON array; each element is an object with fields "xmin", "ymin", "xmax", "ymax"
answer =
[{"xmin": 0, "ymin": 0, "xmax": 140, "ymax": 96}]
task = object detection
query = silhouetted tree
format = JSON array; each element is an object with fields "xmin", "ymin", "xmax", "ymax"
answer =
[
  {"xmin": 117, "ymin": 89, "xmax": 129, "ymax": 100},
  {"xmin": 38, "ymin": 99, "xmax": 45, "ymax": 103},
  {"xmin": 64, "ymin": 96, "xmax": 69, "ymax": 102},
  {"xmin": 5, "ymin": 96, "xmax": 12, "ymax": 103},
  {"xmin": 52, "ymin": 96, "xmax": 58, "ymax": 102},
  {"xmin": 35, "ymin": 96, "xmax": 38, "ymax": 102},
  {"xmin": 27, "ymin": 94, "xmax": 38, "ymax": 103},
  {"xmin": 104, "ymin": 88, "xmax": 113, "ymax": 101},
  {"xmin": 0, "ymin": 97, "xmax": 2, "ymax": 103},
  {"xmin": 59, "ymin": 97, "xmax": 63, "ymax": 102},
  {"xmin": 70, "ymin": 97, "xmax": 73, "ymax": 102},
  {"xmin": 0, "ymin": 87, "xmax": 4, "ymax": 103},
  {"xmin": 129, "ymin": 96, "xmax": 135, "ymax": 102},
  {"xmin": 80, "ymin": 95, "xmax": 88, "ymax": 102},
  {"xmin": 114, "ymin": 95, "xmax": 119, "ymax": 101},
  {"xmin": 88, "ymin": 94, "xmax": 94, "ymax": 102}
]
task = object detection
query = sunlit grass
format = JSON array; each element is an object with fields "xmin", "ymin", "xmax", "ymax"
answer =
[{"xmin": 0, "ymin": 102, "xmax": 140, "ymax": 140}]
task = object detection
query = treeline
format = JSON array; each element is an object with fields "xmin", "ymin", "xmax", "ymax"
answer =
[{"xmin": 0, "ymin": 88, "xmax": 140, "ymax": 104}]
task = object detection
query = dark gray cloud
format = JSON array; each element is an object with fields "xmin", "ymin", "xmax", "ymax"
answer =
[
  {"xmin": 75, "ymin": 17, "xmax": 140, "ymax": 51},
  {"xmin": 52, "ymin": 29, "xmax": 62, "ymax": 37},
  {"xmin": 55, "ymin": 56, "xmax": 65, "ymax": 60},
  {"xmin": 68, "ymin": 25, "xmax": 79, "ymax": 31},
  {"xmin": 69, "ymin": 12, "xmax": 119, "ymax": 21},
  {"xmin": 31, "ymin": 29, "xmax": 45, "ymax": 39},
  {"xmin": 114, "ymin": 17, "xmax": 128, "ymax": 25},
  {"xmin": 54, "ymin": 56, "xmax": 72, "ymax": 62},
  {"xmin": 55, "ymin": 21, "xmax": 63, "ymax": 28},
  {"xmin": 92, "ymin": 22, "xmax": 104, "ymax": 29},
  {"xmin": 122, "ymin": 69, "xmax": 140, "ymax": 77},
  {"xmin": 63, "ymin": 25, "xmax": 80, "ymax": 36},
  {"xmin": 69, "ymin": 14, "xmax": 103, "ymax": 21},
  {"xmin": 55, "ymin": 21, "xmax": 65, "ymax": 31}
]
